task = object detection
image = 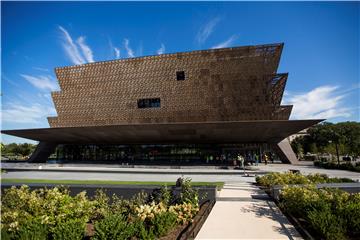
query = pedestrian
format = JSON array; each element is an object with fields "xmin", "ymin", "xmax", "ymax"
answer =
[
  {"xmin": 237, "ymin": 154, "xmax": 244, "ymax": 169},
  {"xmin": 254, "ymin": 153, "xmax": 259, "ymax": 166},
  {"xmin": 264, "ymin": 153, "xmax": 268, "ymax": 165}
]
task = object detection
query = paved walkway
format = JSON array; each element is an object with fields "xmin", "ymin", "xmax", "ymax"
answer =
[{"xmin": 196, "ymin": 182, "xmax": 302, "ymax": 240}]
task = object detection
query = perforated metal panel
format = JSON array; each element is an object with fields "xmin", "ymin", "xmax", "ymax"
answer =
[{"xmin": 48, "ymin": 43, "xmax": 292, "ymax": 128}]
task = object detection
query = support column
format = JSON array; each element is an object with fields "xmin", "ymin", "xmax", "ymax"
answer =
[
  {"xmin": 28, "ymin": 142, "xmax": 57, "ymax": 163},
  {"xmin": 274, "ymin": 139, "xmax": 299, "ymax": 164}
]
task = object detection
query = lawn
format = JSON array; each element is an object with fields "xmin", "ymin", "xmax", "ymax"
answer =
[{"xmin": 1, "ymin": 178, "xmax": 224, "ymax": 189}]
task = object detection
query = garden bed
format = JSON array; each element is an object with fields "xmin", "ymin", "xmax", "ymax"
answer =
[
  {"xmin": 314, "ymin": 160, "xmax": 360, "ymax": 173},
  {"xmin": 1, "ymin": 177, "xmax": 215, "ymax": 240},
  {"xmin": 256, "ymin": 172, "xmax": 360, "ymax": 240}
]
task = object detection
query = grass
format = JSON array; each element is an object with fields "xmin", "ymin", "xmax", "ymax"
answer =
[{"xmin": 1, "ymin": 178, "xmax": 224, "ymax": 190}]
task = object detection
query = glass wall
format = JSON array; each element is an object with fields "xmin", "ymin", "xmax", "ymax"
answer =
[{"xmin": 50, "ymin": 143, "xmax": 280, "ymax": 165}]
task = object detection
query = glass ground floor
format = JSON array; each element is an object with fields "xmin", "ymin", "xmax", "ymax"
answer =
[{"xmin": 49, "ymin": 143, "xmax": 281, "ymax": 165}]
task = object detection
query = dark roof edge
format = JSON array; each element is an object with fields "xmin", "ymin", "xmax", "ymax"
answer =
[{"xmin": 1, "ymin": 119, "xmax": 324, "ymax": 134}]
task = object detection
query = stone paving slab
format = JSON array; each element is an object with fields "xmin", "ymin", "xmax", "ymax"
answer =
[{"xmin": 196, "ymin": 182, "xmax": 302, "ymax": 240}]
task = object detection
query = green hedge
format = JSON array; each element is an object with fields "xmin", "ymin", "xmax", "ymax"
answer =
[
  {"xmin": 314, "ymin": 161, "xmax": 360, "ymax": 173},
  {"xmin": 280, "ymin": 185, "xmax": 360, "ymax": 240},
  {"xmin": 255, "ymin": 172, "xmax": 353, "ymax": 188}
]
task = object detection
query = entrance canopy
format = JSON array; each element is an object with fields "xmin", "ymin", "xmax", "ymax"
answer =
[{"xmin": 2, "ymin": 120, "xmax": 322, "ymax": 144}]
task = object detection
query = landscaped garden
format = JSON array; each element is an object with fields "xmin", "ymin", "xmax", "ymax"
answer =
[
  {"xmin": 314, "ymin": 160, "xmax": 360, "ymax": 173},
  {"xmin": 1, "ymin": 178, "xmax": 210, "ymax": 239},
  {"xmin": 256, "ymin": 172, "xmax": 360, "ymax": 240}
]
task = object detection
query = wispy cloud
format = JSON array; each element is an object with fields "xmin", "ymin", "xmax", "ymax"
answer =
[
  {"xmin": 114, "ymin": 47, "xmax": 120, "ymax": 59},
  {"xmin": 20, "ymin": 74, "xmax": 58, "ymax": 91},
  {"xmin": 283, "ymin": 85, "xmax": 353, "ymax": 120},
  {"xmin": 197, "ymin": 17, "xmax": 221, "ymax": 44},
  {"xmin": 1, "ymin": 103, "xmax": 56, "ymax": 124},
  {"xmin": 77, "ymin": 36, "xmax": 94, "ymax": 62},
  {"xmin": 123, "ymin": 39, "xmax": 135, "ymax": 58},
  {"xmin": 33, "ymin": 67, "xmax": 49, "ymax": 72},
  {"xmin": 212, "ymin": 35, "xmax": 238, "ymax": 49},
  {"xmin": 156, "ymin": 43, "xmax": 165, "ymax": 55},
  {"xmin": 58, "ymin": 26, "xmax": 95, "ymax": 64},
  {"xmin": 58, "ymin": 26, "xmax": 85, "ymax": 65},
  {"xmin": 108, "ymin": 38, "xmax": 120, "ymax": 59}
]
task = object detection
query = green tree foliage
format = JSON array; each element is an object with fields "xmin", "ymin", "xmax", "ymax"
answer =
[
  {"xmin": 1, "ymin": 143, "xmax": 37, "ymax": 157},
  {"xmin": 291, "ymin": 121, "xmax": 360, "ymax": 157}
]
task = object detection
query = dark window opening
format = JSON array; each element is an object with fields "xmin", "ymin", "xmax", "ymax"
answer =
[
  {"xmin": 137, "ymin": 98, "xmax": 161, "ymax": 108},
  {"xmin": 176, "ymin": 71, "xmax": 185, "ymax": 81}
]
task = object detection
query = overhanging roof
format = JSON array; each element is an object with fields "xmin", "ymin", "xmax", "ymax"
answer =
[{"xmin": 1, "ymin": 120, "xmax": 322, "ymax": 144}]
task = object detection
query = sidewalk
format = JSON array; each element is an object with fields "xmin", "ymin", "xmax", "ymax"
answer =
[
  {"xmin": 196, "ymin": 182, "xmax": 302, "ymax": 240},
  {"xmin": 1, "ymin": 162, "xmax": 258, "ymax": 175}
]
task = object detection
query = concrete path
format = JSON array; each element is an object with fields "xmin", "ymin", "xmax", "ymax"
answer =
[{"xmin": 196, "ymin": 182, "xmax": 302, "ymax": 240}]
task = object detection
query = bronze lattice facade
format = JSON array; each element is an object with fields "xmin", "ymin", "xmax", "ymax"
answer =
[
  {"xmin": 49, "ymin": 43, "xmax": 291, "ymax": 128},
  {"xmin": 2, "ymin": 43, "xmax": 323, "ymax": 164}
]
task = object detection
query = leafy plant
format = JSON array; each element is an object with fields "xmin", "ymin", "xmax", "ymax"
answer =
[
  {"xmin": 308, "ymin": 209, "xmax": 346, "ymax": 240},
  {"xmin": 149, "ymin": 211, "xmax": 177, "ymax": 237},
  {"xmin": 179, "ymin": 177, "xmax": 199, "ymax": 207},
  {"xmin": 256, "ymin": 172, "xmax": 354, "ymax": 188},
  {"xmin": 280, "ymin": 185, "xmax": 360, "ymax": 240},
  {"xmin": 1, "ymin": 217, "xmax": 49, "ymax": 240},
  {"xmin": 93, "ymin": 214, "xmax": 136, "ymax": 240},
  {"xmin": 52, "ymin": 219, "xmax": 85, "ymax": 240}
]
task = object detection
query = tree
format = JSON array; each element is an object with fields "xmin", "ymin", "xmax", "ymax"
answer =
[
  {"xmin": 290, "ymin": 121, "xmax": 360, "ymax": 160},
  {"xmin": 1, "ymin": 142, "xmax": 38, "ymax": 159}
]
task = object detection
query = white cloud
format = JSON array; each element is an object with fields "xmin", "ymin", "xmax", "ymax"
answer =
[
  {"xmin": 211, "ymin": 35, "xmax": 238, "ymax": 49},
  {"xmin": 197, "ymin": 17, "xmax": 220, "ymax": 44},
  {"xmin": 108, "ymin": 38, "xmax": 120, "ymax": 59},
  {"xmin": 20, "ymin": 74, "xmax": 58, "ymax": 91},
  {"xmin": 157, "ymin": 43, "xmax": 165, "ymax": 55},
  {"xmin": 77, "ymin": 36, "xmax": 94, "ymax": 63},
  {"xmin": 1, "ymin": 103, "xmax": 56, "ymax": 124},
  {"xmin": 33, "ymin": 67, "xmax": 49, "ymax": 72},
  {"xmin": 123, "ymin": 38, "xmax": 135, "ymax": 58},
  {"xmin": 283, "ymin": 85, "xmax": 352, "ymax": 120},
  {"xmin": 58, "ymin": 26, "xmax": 85, "ymax": 65},
  {"xmin": 58, "ymin": 26, "xmax": 95, "ymax": 64},
  {"xmin": 114, "ymin": 47, "xmax": 120, "ymax": 58}
]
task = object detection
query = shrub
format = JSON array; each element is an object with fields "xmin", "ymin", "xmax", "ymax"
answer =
[
  {"xmin": 314, "ymin": 161, "xmax": 360, "ymax": 173},
  {"xmin": 52, "ymin": 219, "xmax": 85, "ymax": 240},
  {"xmin": 179, "ymin": 177, "xmax": 199, "ymax": 207},
  {"xmin": 341, "ymin": 193, "xmax": 360, "ymax": 234},
  {"xmin": 256, "ymin": 172, "xmax": 310, "ymax": 188},
  {"xmin": 308, "ymin": 209, "xmax": 346, "ymax": 240},
  {"xmin": 169, "ymin": 202, "xmax": 199, "ymax": 224},
  {"xmin": 150, "ymin": 211, "xmax": 177, "ymax": 237},
  {"xmin": 93, "ymin": 214, "xmax": 136, "ymax": 240},
  {"xmin": 280, "ymin": 186, "xmax": 360, "ymax": 239},
  {"xmin": 134, "ymin": 202, "xmax": 167, "ymax": 221},
  {"xmin": 92, "ymin": 189, "xmax": 110, "ymax": 220},
  {"xmin": 1, "ymin": 218, "xmax": 49, "ymax": 240},
  {"xmin": 1, "ymin": 186, "xmax": 94, "ymax": 238},
  {"xmin": 256, "ymin": 172, "xmax": 354, "ymax": 188},
  {"xmin": 280, "ymin": 185, "xmax": 322, "ymax": 217}
]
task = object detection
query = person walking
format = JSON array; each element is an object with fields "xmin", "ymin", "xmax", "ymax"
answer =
[
  {"xmin": 264, "ymin": 153, "xmax": 268, "ymax": 165},
  {"xmin": 254, "ymin": 153, "xmax": 259, "ymax": 166}
]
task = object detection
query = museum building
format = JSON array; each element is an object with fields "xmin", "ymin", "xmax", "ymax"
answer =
[{"xmin": 2, "ymin": 43, "xmax": 322, "ymax": 164}]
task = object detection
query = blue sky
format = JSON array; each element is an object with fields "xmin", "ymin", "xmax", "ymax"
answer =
[{"xmin": 1, "ymin": 1, "xmax": 359, "ymax": 143}]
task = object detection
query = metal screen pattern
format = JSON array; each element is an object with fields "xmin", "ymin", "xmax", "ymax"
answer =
[{"xmin": 48, "ymin": 43, "xmax": 291, "ymax": 128}]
